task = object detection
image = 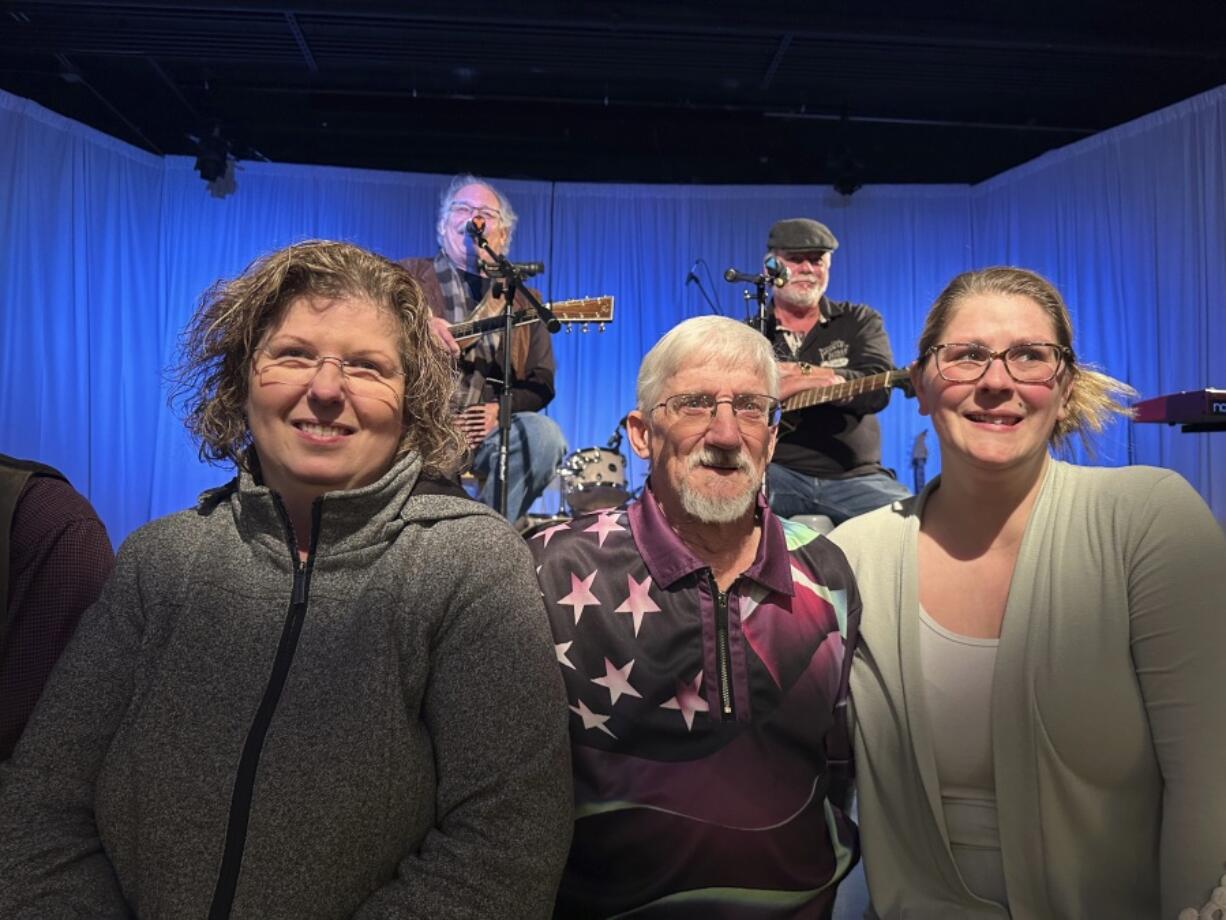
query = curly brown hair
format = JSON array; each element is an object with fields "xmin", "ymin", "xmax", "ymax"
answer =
[
  {"xmin": 170, "ymin": 239, "xmax": 465, "ymax": 477},
  {"xmin": 917, "ymin": 266, "xmax": 1136, "ymax": 454}
]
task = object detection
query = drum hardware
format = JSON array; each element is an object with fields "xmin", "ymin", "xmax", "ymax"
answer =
[{"xmin": 606, "ymin": 414, "xmax": 628, "ymax": 452}]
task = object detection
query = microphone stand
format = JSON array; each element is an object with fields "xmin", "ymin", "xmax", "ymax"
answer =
[
  {"xmin": 466, "ymin": 219, "xmax": 559, "ymax": 519},
  {"xmin": 606, "ymin": 415, "xmax": 628, "ymax": 452},
  {"xmin": 910, "ymin": 430, "xmax": 929, "ymax": 493},
  {"xmin": 754, "ymin": 278, "xmax": 769, "ymax": 334},
  {"xmin": 724, "ymin": 268, "xmax": 780, "ymax": 334}
]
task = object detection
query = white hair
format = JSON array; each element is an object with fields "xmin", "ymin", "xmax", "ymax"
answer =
[
  {"xmin": 636, "ymin": 315, "xmax": 779, "ymax": 412},
  {"xmin": 435, "ymin": 173, "xmax": 519, "ymax": 249}
]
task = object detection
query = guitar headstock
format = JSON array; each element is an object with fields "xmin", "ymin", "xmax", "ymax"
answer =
[{"xmin": 551, "ymin": 296, "xmax": 614, "ymax": 333}]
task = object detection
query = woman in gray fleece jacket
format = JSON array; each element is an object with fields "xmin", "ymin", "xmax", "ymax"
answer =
[{"xmin": 0, "ymin": 241, "xmax": 573, "ymax": 919}]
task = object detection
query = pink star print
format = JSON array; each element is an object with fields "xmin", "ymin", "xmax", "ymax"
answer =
[
  {"xmin": 583, "ymin": 511, "xmax": 625, "ymax": 547},
  {"xmin": 569, "ymin": 699, "xmax": 617, "ymax": 739},
  {"xmin": 555, "ymin": 641, "xmax": 576, "ymax": 670},
  {"xmin": 614, "ymin": 574, "xmax": 662, "ymax": 636},
  {"xmin": 661, "ymin": 670, "xmax": 709, "ymax": 731},
  {"xmin": 591, "ymin": 657, "xmax": 643, "ymax": 705},
  {"xmin": 531, "ymin": 521, "xmax": 571, "ymax": 547},
  {"xmin": 559, "ymin": 570, "xmax": 601, "ymax": 624}
]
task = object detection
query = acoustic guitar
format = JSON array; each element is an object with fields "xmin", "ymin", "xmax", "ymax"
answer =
[
  {"xmin": 780, "ymin": 366, "xmax": 913, "ymax": 433},
  {"xmin": 449, "ymin": 296, "xmax": 614, "ymax": 348}
]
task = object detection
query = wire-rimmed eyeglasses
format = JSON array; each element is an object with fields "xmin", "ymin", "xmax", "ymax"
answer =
[
  {"xmin": 652, "ymin": 392, "xmax": 782, "ymax": 427},
  {"xmin": 926, "ymin": 342, "xmax": 1073, "ymax": 384},
  {"xmin": 253, "ymin": 347, "xmax": 405, "ymax": 399},
  {"xmin": 447, "ymin": 202, "xmax": 504, "ymax": 224}
]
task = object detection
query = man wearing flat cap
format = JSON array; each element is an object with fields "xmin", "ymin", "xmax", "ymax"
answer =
[{"xmin": 760, "ymin": 217, "xmax": 909, "ymax": 526}]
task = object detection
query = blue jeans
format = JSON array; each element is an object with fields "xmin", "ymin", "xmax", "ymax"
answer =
[
  {"xmin": 472, "ymin": 412, "xmax": 567, "ymax": 521},
  {"xmin": 766, "ymin": 462, "xmax": 911, "ymax": 526}
]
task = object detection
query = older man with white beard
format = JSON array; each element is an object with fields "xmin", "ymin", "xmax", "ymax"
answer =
[
  {"xmin": 399, "ymin": 174, "xmax": 567, "ymax": 522},
  {"xmin": 761, "ymin": 218, "xmax": 910, "ymax": 526},
  {"xmin": 528, "ymin": 315, "xmax": 863, "ymax": 919}
]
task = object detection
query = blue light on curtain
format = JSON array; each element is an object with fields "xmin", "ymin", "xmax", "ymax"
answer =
[
  {"xmin": 2, "ymin": 85, "xmax": 1223, "ymax": 546},
  {"xmin": 0, "ymin": 93, "xmax": 164, "ymax": 543},
  {"xmin": 971, "ymin": 86, "xmax": 1226, "ymax": 507}
]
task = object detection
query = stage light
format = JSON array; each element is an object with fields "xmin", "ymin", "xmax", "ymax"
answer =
[
  {"xmin": 192, "ymin": 127, "xmax": 238, "ymax": 198},
  {"xmin": 194, "ymin": 134, "xmax": 229, "ymax": 183}
]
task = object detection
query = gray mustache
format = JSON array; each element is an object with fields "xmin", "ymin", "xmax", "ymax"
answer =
[{"xmin": 688, "ymin": 448, "xmax": 751, "ymax": 473}]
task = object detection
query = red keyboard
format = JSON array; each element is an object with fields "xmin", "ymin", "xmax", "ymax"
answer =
[{"xmin": 1133, "ymin": 388, "xmax": 1226, "ymax": 432}]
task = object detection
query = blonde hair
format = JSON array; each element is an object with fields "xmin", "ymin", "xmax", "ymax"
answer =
[
  {"xmin": 917, "ymin": 266, "xmax": 1135, "ymax": 453},
  {"xmin": 171, "ymin": 239, "xmax": 465, "ymax": 477}
]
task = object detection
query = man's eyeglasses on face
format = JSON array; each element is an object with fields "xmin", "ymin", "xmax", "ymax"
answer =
[
  {"xmin": 448, "ymin": 202, "xmax": 503, "ymax": 225},
  {"xmin": 652, "ymin": 393, "xmax": 782, "ymax": 428},
  {"xmin": 926, "ymin": 342, "xmax": 1072, "ymax": 384}
]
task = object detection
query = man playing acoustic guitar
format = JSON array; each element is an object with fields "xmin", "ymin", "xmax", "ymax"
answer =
[
  {"xmin": 761, "ymin": 218, "xmax": 911, "ymax": 525},
  {"xmin": 400, "ymin": 174, "xmax": 568, "ymax": 521}
]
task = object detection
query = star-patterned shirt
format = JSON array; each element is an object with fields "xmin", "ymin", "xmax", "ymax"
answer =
[{"xmin": 529, "ymin": 484, "xmax": 862, "ymax": 918}]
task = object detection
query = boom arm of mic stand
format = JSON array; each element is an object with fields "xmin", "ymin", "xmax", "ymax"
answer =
[{"xmin": 470, "ymin": 229, "xmax": 561, "ymax": 333}]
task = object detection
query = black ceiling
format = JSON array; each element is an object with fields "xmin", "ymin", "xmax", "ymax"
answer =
[{"xmin": 3, "ymin": 0, "xmax": 1224, "ymax": 186}]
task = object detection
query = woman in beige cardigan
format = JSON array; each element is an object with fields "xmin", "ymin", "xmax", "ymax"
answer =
[{"xmin": 829, "ymin": 267, "xmax": 1226, "ymax": 920}]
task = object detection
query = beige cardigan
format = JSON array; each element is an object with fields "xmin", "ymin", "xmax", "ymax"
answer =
[{"xmin": 829, "ymin": 460, "xmax": 1226, "ymax": 920}]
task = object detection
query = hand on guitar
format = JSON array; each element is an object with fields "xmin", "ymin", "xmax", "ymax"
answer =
[
  {"xmin": 429, "ymin": 315, "xmax": 461, "ymax": 358},
  {"xmin": 456, "ymin": 403, "xmax": 499, "ymax": 449},
  {"xmin": 778, "ymin": 361, "xmax": 845, "ymax": 400}
]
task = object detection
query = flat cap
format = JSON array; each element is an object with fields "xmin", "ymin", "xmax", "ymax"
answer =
[{"xmin": 767, "ymin": 218, "xmax": 839, "ymax": 253}]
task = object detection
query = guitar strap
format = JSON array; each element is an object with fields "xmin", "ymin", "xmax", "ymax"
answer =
[{"xmin": 436, "ymin": 254, "xmax": 529, "ymax": 400}]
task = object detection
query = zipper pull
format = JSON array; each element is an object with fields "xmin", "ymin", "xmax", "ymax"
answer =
[{"xmin": 291, "ymin": 559, "xmax": 307, "ymax": 606}]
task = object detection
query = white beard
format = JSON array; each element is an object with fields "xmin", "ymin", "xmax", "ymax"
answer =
[
  {"xmin": 776, "ymin": 276, "xmax": 824, "ymax": 311},
  {"xmin": 675, "ymin": 446, "xmax": 763, "ymax": 524}
]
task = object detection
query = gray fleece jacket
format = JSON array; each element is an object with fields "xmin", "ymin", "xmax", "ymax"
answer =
[{"xmin": 0, "ymin": 452, "xmax": 573, "ymax": 919}]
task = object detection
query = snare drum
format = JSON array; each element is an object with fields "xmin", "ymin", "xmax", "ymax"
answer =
[{"xmin": 559, "ymin": 447, "xmax": 629, "ymax": 513}]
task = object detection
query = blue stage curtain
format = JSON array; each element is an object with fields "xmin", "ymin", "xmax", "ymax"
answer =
[
  {"xmin": 2, "ymin": 86, "xmax": 1223, "ymax": 544},
  {"xmin": 970, "ymin": 87, "xmax": 1226, "ymax": 510},
  {"xmin": 0, "ymin": 93, "xmax": 164, "ymax": 543}
]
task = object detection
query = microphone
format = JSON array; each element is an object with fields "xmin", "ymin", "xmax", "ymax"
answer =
[
  {"xmin": 465, "ymin": 217, "xmax": 486, "ymax": 237},
  {"xmin": 724, "ymin": 267, "xmax": 761, "ymax": 284},
  {"xmin": 762, "ymin": 255, "xmax": 790, "ymax": 288},
  {"xmin": 685, "ymin": 260, "xmax": 700, "ymax": 286},
  {"xmin": 505, "ymin": 261, "xmax": 544, "ymax": 278},
  {"xmin": 482, "ymin": 261, "xmax": 545, "ymax": 279}
]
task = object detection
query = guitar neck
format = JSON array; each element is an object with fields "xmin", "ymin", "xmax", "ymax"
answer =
[
  {"xmin": 783, "ymin": 368, "xmax": 910, "ymax": 413},
  {"xmin": 451, "ymin": 312, "xmax": 537, "ymax": 342},
  {"xmin": 449, "ymin": 295, "xmax": 615, "ymax": 346}
]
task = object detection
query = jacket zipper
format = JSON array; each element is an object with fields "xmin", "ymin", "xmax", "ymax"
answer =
[
  {"xmin": 208, "ymin": 499, "xmax": 318, "ymax": 920},
  {"xmin": 710, "ymin": 574, "xmax": 735, "ymax": 720}
]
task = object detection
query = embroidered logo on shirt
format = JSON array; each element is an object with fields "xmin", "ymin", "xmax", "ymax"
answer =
[{"xmin": 818, "ymin": 340, "xmax": 850, "ymax": 368}]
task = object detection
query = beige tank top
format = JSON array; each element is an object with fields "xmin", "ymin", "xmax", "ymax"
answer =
[{"xmin": 917, "ymin": 606, "xmax": 1008, "ymax": 907}]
